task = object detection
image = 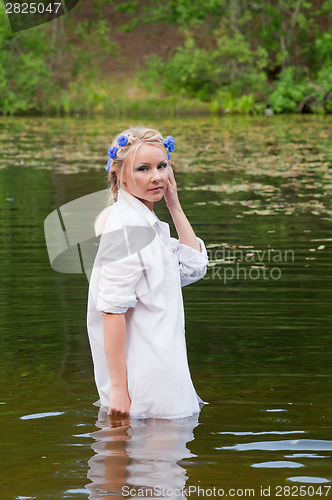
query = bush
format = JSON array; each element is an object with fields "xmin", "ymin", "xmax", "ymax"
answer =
[
  {"xmin": 139, "ymin": 28, "xmax": 268, "ymax": 103},
  {"xmin": 0, "ymin": 8, "xmax": 56, "ymax": 114},
  {"xmin": 269, "ymin": 65, "xmax": 332, "ymax": 113}
]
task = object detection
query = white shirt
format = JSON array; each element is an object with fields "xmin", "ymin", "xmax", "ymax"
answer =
[{"xmin": 87, "ymin": 188, "xmax": 209, "ymax": 419}]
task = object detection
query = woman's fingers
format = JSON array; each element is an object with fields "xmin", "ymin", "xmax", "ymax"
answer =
[
  {"xmin": 108, "ymin": 400, "xmax": 131, "ymax": 415},
  {"xmin": 108, "ymin": 403, "xmax": 129, "ymax": 413},
  {"xmin": 108, "ymin": 387, "xmax": 131, "ymax": 415},
  {"xmin": 108, "ymin": 408, "xmax": 129, "ymax": 416},
  {"xmin": 167, "ymin": 169, "xmax": 176, "ymax": 190}
]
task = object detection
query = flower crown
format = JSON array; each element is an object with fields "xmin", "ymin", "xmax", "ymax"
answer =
[{"xmin": 105, "ymin": 134, "xmax": 175, "ymax": 172}]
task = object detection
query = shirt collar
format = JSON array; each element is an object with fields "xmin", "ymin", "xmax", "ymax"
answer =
[{"xmin": 117, "ymin": 188, "xmax": 159, "ymax": 227}]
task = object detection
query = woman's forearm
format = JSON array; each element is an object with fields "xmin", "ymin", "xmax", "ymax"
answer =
[
  {"xmin": 169, "ymin": 204, "xmax": 201, "ymax": 252},
  {"xmin": 102, "ymin": 312, "xmax": 128, "ymax": 388}
]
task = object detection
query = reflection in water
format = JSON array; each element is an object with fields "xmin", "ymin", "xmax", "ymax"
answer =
[
  {"xmin": 86, "ymin": 409, "xmax": 199, "ymax": 499},
  {"xmin": 219, "ymin": 439, "xmax": 332, "ymax": 452}
]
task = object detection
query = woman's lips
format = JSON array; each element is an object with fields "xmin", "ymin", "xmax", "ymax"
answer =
[{"xmin": 149, "ymin": 186, "xmax": 163, "ymax": 191}]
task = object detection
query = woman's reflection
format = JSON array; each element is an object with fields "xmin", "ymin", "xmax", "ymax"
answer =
[{"xmin": 85, "ymin": 409, "xmax": 200, "ymax": 499}]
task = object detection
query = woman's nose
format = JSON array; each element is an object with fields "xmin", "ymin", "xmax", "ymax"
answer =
[{"xmin": 151, "ymin": 167, "xmax": 162, "ymax": 181}]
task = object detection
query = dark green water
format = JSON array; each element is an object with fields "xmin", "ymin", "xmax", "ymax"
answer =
[{"xmin": 0, "ymin": 116, "xmax": 331, "ymax": 499}]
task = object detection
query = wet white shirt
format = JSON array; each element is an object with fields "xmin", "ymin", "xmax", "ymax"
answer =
[{"xmin": 87, "ymin": 188, "xmax": 209, "ymax": 419}]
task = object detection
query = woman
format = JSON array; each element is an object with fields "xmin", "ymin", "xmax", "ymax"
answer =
[{"xmin": 87, "ymin": 127, "xmax": 208, "ymax": 419}]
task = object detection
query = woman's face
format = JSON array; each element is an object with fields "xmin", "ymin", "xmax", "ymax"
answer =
[{"xmin": 120, "ymin": 143, "xmax": 170, "ymax": 210}]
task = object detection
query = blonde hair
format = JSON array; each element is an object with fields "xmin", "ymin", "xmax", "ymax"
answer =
[{"xmin": 94, "ymin": 126, "xmax": 168, "ymax": 236}]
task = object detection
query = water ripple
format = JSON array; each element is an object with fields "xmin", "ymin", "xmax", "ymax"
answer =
[
  {"xmin": 218, "ymin": 439, "xmax": 332, "ymax": 452},
  {"xmin": 285, "ymin": 453, "xmax": 328, "ymax": 459},
  {"xmin": 287, "ymin": 476, "xmax": 331, "ymax": 484},
  {"xmin": 20, "ymin": 411, "xmax": 65, "ymax": 420},
  {"xmin": 216, "ymin": 430, "xmax": 306, "ymax": 436},
  {"xmin": 251, "ymin": 461, "xmax": 304, "ymax": 468}
]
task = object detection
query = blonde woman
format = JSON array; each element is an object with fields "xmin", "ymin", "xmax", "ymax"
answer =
[{"xmin": 87, "ymin": 127, "xmax": 209, "ymax": 419}]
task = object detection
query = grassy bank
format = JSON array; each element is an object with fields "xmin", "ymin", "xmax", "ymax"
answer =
[{"xmin": 6, "ymin": 73, "xmax": 330, "ymax": 118}]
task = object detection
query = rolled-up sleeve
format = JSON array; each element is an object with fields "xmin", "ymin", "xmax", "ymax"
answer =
[
  {"xmin": 170, "ymin": 236, "xmax": 209, "ymax": 287},
  {"xmin": 97, "ymin": 252, "xmax": 146, "ymax": 314}
]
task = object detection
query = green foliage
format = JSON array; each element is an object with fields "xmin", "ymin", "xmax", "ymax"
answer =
[
  {"xmin": 158, "ymin": 0, "xmax": 226, "ymax": 29},
  {"xmin": 115, "ymin": 18, "xmax": 139, "ymax": 32},
  {"xmin": 209, "ymin": 92, "xmax": 256, "ymax": 115},
  {"xmin": 139, "ymin": 28, "xmax": 268, "ymax": 103},
  {"xmin": 114, "ymin": 0, "xmax": 139, "ymax": 30},
  {"xmin": 0, "ymin": 7, "xmax": 56, "ymax": 114},
  {"xmin": 311, "ymin": 64, "xmax": 332, "ymax": 112},
  {"xmin": 269, "ymin": 65, "xmax": 332, "ymax": 113},
  {"xmin": 0, "ymin": 3, "xmax": 118, "ymax": 115},
  {"xmin": 314, "ymin": 33, "xmax": 332, "ymax": 64},
  {"xmin": 133, "ymin": 0, "xmax": 332, "ymax": 114},
  {"xmin": 1, "ymin": 0, "xmax": 331, "ymax": 115},
  {"xmin": 139, "ymin": 0, "xmax": 232, "ymax": 30},
  {"xmin": 136, "ymin": 54, "xmax": 165, "ymax": 93},
  {"xmin": 269, "ymin": 68, "xmax": 306, "ymax": 113},
  {"xmin": 66, "ymin": 19, "xmax": 117, "ymax": 79},
  {"xmin": 114, "ymin": 1, "xmax": 138, "ymax": 14}
]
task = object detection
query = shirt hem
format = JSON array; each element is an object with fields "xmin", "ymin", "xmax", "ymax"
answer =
[{"xmin": 93, "ymin": 398, "xmax": 208, "ymax": 420}]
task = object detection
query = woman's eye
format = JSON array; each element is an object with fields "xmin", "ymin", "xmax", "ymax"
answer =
[
  {"xmin": 158, "ymin": 163, "xmax": 167, "ymax": 169},
  {"xmin": 137, "ymin": 166, "xmax": 148, "ymax": 171}
]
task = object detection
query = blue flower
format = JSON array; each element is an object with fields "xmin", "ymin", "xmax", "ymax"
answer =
[
  {"xmin": 163, "ymin": 135, "xmax": 175, "ymax": 153},
  {"xmin": 168, "ymin": 153, "xmax": 171, "ymax": 161},
  {"xmin": 108, "ymin": 146, "xmax": 118, "ymax": 159},
  {"xmin": 105, "ymin": 159, "xmax": 112, "ymax": 172},
  {"xmin": 117, "ymin": 135, "xmax": 129, "ymax": 147}
]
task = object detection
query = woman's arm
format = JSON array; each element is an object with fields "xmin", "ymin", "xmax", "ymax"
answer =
[
  {"xmin": 102, "ymin": 312, "xmax": 131, "ymax": 415},
  {"xmin": 169, "ymin": 204, "xmax": 201, "ymax": 252},
  {"xmin": 164, "ymin": 166, "xmax": 201, "ymax": 252}
]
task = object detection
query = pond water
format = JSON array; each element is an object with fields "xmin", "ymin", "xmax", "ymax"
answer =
[{"xmin": 0, "ymin": 115, "xmax": 331, "ymax": 499}]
